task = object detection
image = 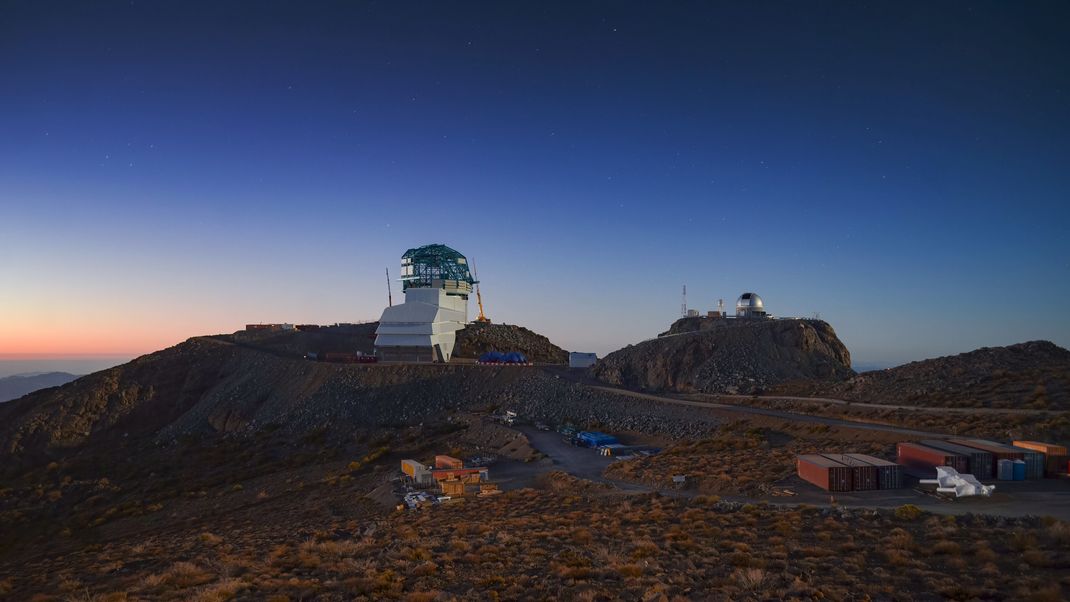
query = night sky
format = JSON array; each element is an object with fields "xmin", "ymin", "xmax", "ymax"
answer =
[{"xmin": 2, "ymin": 2, "xmax": 1069, "ymax": 368}]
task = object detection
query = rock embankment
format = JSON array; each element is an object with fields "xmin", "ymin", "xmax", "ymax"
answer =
[
  {"xmin": 452, "ymin": 322, "xmax": 567, "ymax": 364},
  {"xmin": 592, "ymin": 318, "xmax": 854, "ymax": 394}
]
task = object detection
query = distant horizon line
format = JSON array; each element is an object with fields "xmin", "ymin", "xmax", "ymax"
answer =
[{"xmin": 0, "ymin": 353, "xmax": 141, "ymax": 360}]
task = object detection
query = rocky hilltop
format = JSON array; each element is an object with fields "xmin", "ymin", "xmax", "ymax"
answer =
[
  {"xmin": 452, "ymin": 322, "xmax": 568, "ymax": 363},
  {"xmin": 592, "ymin": 317, "xmax": 854, "ymax": 394},
  {"xmin": 771, "ymin": 340, "xmax": 1070, "ymax": 410}
]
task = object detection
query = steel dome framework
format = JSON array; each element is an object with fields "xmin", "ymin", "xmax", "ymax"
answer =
[{"xmin": 399, "ymin": 244, "xmax": 477, "ymax": 292}]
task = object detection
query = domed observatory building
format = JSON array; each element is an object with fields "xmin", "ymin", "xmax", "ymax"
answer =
[
  {"xmin": 735, "ymin": 292, "xmax": 768, "ymax": 318},
  {"xmin": 375, "ymin": 244, "xmax": 476, "ymax": 362}
]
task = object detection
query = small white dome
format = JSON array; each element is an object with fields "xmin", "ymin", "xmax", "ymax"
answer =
[{"xmin": 735, "ymin": 292, "xmax": 767, "ymax": 317}]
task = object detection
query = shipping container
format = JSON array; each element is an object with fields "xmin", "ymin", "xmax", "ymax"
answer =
[
  {"xmin": 897, "ymin": 442, "xmax": 968, "ymax": 474},
  {"xmin": 401, "ymin": 459, "xmax": 423, "ymax": 477},
  {"xmin": 947, "ymin": 439, "xmax": 1025, "ymax": 478},
  {"xmin": 797, "ymin": 455, "xmax": 852, "ymax": 492},
  {"xmin": 901, "ymin": 466, "xmax": 937, "ymax": 486},
  {"xmin": 1044, "ymin": 454, "xmax": 1069, "ymax": 477},
  {"xmin": 950, "ymin": 439, "xmax": 1043, "ymax": 479},
  {"xmin": 918, "ymin": 440, "xmax": 994, "ymax": 480},
  {"xmin": 997, "ymin": 459, "xmax": 1014, "ymax": 481},
  {"xmin": 820, "ymin": 454, "xmax": 878, "ymax": 490},
  {"xmin": 1012, "ymin": 440, "xmax": 1069, "ymax": 456},
  {"xmin": 844, "ymin": 453, "xmax": 903, "ymax": 489},
  {"xmin": 401, "ymin": 459, "xmax": 434, "ymax": 486},
  {"xmin": 435, "ymin": 455, "xmax": 464, "ymax": 469}
]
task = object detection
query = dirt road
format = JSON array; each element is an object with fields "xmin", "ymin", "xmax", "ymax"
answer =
[{"xmin": 585, "ymin": 384, "xmax": 954, "ymax": 437}]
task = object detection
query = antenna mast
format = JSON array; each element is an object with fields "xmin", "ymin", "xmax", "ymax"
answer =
[
  {"xmin": 386, "ymin": 267, "xmax": 393, "ymax": 307},
  {"xmin": 681, "ymin": 285, "xmax": 687, "ymax": 318}
]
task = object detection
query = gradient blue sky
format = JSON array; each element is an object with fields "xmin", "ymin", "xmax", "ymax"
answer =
[{"xmin": 2, "ymin": 1, "xmax": 1068, "ymax": 368}]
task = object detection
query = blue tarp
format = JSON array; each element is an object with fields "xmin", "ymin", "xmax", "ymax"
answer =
[
  {"xmin": 575, "ymin": 431, "xmax": 619, "ymax": 448},
  {"xmin": 479, "ymin": 351, "xmax": 505, "ymax": 363},
  {"xmin": 479, "ymin": 351, "xmax": 528, "ymax": 364},
  {"xmin": 503, "ymin": 352, "xmax": 527, "ymax": 363}
]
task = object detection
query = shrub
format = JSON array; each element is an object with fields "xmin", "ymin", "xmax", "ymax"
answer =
[
  {"xmin": 894, "ymin": 505, "xmax": 923, "ymax": 521},
  {"xmin": 931, "ymin": 540, "xmax": 960, "ymax": 555},
  {"xmin": 200, "ymin": 532, "xmax": 224, "ymax": 545}
]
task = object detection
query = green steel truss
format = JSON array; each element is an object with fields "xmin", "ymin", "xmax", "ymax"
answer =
[{"xmin": 400, "ymin": 244, "xmax": 477, "ymax": 291}]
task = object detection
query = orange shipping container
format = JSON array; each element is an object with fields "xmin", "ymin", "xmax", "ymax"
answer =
[
  {"xmin": 1012, "ymin": 441, "xmax": 1069, "ymax": 456},
  {"xmin": 435, "ymin": 455, "xmax": 463, "ymax": 469}
]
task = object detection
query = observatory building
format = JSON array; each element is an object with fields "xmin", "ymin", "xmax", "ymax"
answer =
[
  {"xmin": 375, "ymin": 244, "xmax": 476, "ymax": 362},
  {"xmin": 735, "ymin": 292, "xmax": 768, "ymax": 318}
]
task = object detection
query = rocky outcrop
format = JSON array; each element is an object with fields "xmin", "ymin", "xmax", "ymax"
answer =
[
  {"xmin": 771, "ymin": 340, "xmax": 1070, "ymax": 410},
  {"xmin": 591, "ymin": 318, "xmax": 854, "ymax": 394},
  {"xmin": 452, "ymin": 322, "xmax": 568, "ymax": 364}
]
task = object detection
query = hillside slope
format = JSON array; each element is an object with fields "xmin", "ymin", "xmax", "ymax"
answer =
[
  {"xmin": 770, "ymin": 340, "xmax": 1070, "ymax": 410},
  {"xmin": 592, "ymin": 318, "xmax": 854, "ymax": 394},
  {"xmin": 0, "ymin": 338, "xmax": 713, "ymax": 459}
]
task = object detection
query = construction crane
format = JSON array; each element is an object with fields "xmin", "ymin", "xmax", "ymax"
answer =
[
  {"xmin": 472, "ymin": 259, "xmax": 490, "ymax": 323},
  {"xmin": 385, "ymin": 267, "xmax": 393, "ymax": 307}
]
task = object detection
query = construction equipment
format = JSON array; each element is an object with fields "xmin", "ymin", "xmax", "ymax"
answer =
[
  {"xmin": 385, "ymin": 267, "xmax": 393, "ymax": 307},
  {"xmin": 472, "ymin": 259, "xmax": 490, "ymax": 323}
]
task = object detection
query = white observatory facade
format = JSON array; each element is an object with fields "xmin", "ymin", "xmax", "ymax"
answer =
[
  {"xmin": 735, "ymin": 292, "xmax": 768, "ymax": 318},
  {"xmin": 375, "ymin": 244, "xmax": 475, "ymax": 362}
]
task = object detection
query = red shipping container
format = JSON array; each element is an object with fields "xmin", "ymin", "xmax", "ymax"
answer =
[
  {"xmin": 897, "ymin": 442, "xmax": 968, "ymax": 474},
  {"xmin": 797, "ymin": 455, "xmax": 852, "ymax": 492}
]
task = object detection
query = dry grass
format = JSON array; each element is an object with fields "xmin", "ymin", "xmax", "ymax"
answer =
[{"xmin": 8, "ymin": 486, "xmax": 1068, "ymax": 601}]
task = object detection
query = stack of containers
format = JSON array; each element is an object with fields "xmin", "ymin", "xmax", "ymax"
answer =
[
  {"xmin": 997, "ymin": 459, "xmax": 1015, "ymax": 481},
  {"xmin": 948, "ymin": 439, "xmax": 1027, "ymax": 478},
  {"xmin": 797, "ymin": 455, "xmax": 853, "ymax": 491},
  {"xmin": 1012, "ymin": 441, "xmax": 1069, "ymax": 477},
  {"xmin": 897, "ymin": 442, "xmax": 968, "ymax": 474},
  {"xmin": 950, "ymin": 438, "xmax": 1040, "ymax": 481},
  {"xmin": 821, "ymin": 454, "xmax": 878, "ymax": 490},
  {"xmin": 845, "ymin": 453, "xmax": 903, "ymax": 489},
  {"xmin": 919, "ymin": 440, "xmax": 994, "ymax": 479}
]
